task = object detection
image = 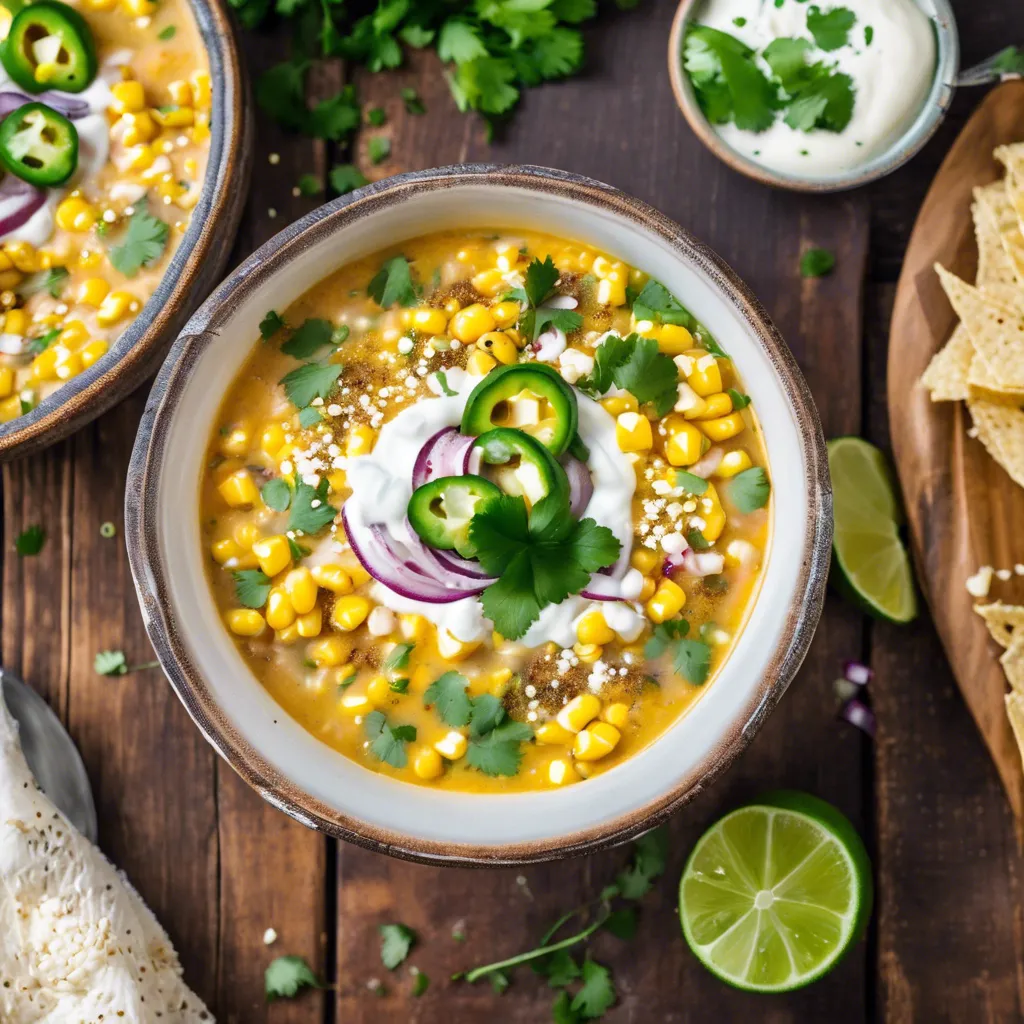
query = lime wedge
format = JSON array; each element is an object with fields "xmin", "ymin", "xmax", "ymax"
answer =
[
  {"xmin": 679, "ymin": 792, "xmax": 872, "ymax": 993},
  {"xmin": 827, "ymin": 436, "xmax": 917, "ymax": 623}
]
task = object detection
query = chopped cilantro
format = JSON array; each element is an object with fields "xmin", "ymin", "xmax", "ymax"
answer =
[
  {"xmin": 366, "ymin": 105, "xmax": 387, "ymax": 126},
  {"xmin": 726, "ymin": 388, "xmax": 751, "ymax": 409},
  {"xmin": 571, "ymin": 960, "xmax": 616, "ymax": 1018},
  {"xmin": 727, "ymin": 466, "xmax": 771, "ymax": 513},
  {"xmin": 109, "ymin": 205, "xmax": 169, "ymax": 277},
  {"xmin": 465, "ymin": 719, "xmax": 533, "ymax": 776},
  {"xmin": 602, "ymin": 907, "xmax": 638, "ymax": 940},
  {"xmin": 365, "ymin": 711, "xmax": 417, "ymax": 768},
  {"xmin": 379, "ymin": 923, "xmax": 416, "ymax": 969},
  {"xmin": 279, "ymin": 361, "xmax": 342, "ymax": 408},
  {"xmin": 382, "ymin": 641, "xmax": 414, "ymax": 673},
  {"xmin": 534, "ymin": 948, "xmax": 580, "ymax": 987},
  {"xmin": 287, "ymin": 537, "xmax": 310, "ymax": 562},
  {"xmin": 18, "ymin": 266, "xmax": 68, "ymax": 299},
  {"xmin": 368, "ymin": 135, "xmax": 391, "ymax": 164},
  {"xmin": 389, "ymin": 677, "xmax": 410, "ymax": 693},
  {"xmin": 368, "ymin": 255, "xmax": 418, "ymax": 308},
  {"xmin": 411, "ymin": 968, "xmax": 429, "ymax": 996},
  {"xmin": 401, "ymin": 86, "xmax": 426, "ymax": 114},
  {"xmin": 93, "ymin": 650, "xmax": 160, "ymax": 676},
  {"xmin": 631, "ymin": 279, "xmax": 697, "ymax": 329},
  {"xmin": 15, "ymin": 524, "xmax": 44, "ymax": 555},
  {"xmin": 993, "ymin": 46, "xmax": 1024, "ymax": 75},
  {"xmin": 296, "ymin": 173, "xmax": 322, "ymax": 196},
  {"xmin": 298, "ymin": 406, "xmax": 322, "ymax": 428},
  {"xmin": 806, "ymin": 5, "xmax": 856, "ymax": 51},
  {"xmin": 424, "ymin": 670, "xmax": 472, "ymax": 725},
  {"xmin": 686, "ymin": 528, "xmax": 711, "ymax": 550},
  {"xmin": 260, "ymin": 309, "xmax": 285, "ymax": 340},
  {"xmin": 256, "ymin": 64, "xmax": 360, "ymax": 140},
  {"xmin": 615, "ymin": 827, "xmax": 669, "ymax": 898},
  {"xmin": 863, "ymin": 24, "xmax": 873, "ymax": 46},
  {"xmin": 553, "ymin": 990, "xmax": 578, "ymax": 1023},
  {"xmin": 513, "ymin": 256, "xmax": 583, "ymax": 341},
  {"xmin": 732, "ymin": 15, "xmax": 746, "ymax": 27},
  {"xmin": 26, "ymin": 328, "xmax": 60, "ymax": 356},
  {"xmin": 157, "ymin": 24, "xmax": 177, "ymax": 40},
  {"xmin": 577, "ymin": 334, "xmax": 678, "ymax": 415},
  {"xmin": 233, "ymin": 569, "xmax": 271, "ymax": 608},
  {"xmin": 287, "ymin": 478, "xmax": 337, "ymax": 535},
  {"xmin": 674, "ymin": 470, "xmax": 708, "ymax": 495},
  {"xmin": 644, "ymin": 619, "xmax": 689, "ymax": 659},
  {"xmin": 265, "ymin": 955, "xmax": 321, "ymax": 1000},
  {"xmin": 329, "ymin": 163, "xmax": 368, "ymax": 195},
  {"xmin": 800, "ymin": 247, "xmax": 836, "ymax": 278},
  {"xmin": 260, "ymin": 477, "xmax": 291, "ymax": 511},
  {"xmin": 281, "ymin": 318, "xmax": 334, "ymax": 359},
  {"xmin": 644, "ymin": 620, "xmax": 710, "ymax": 684},
  {"xmin": 490, "ymin": 969, "xmax": 510, "ymax": 994},
  {"xmin": 435, "ymin": 370, "xmax": 457, "ymax": 396}
]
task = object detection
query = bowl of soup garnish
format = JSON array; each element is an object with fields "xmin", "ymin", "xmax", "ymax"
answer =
[
  {"xmin": 668, "ymin": 0, "xmax": 958, "ymax": 192},
  {"xmin": 126, "ymin": 165, "xmax": 832, "ymax": 864},
  {"xmin": 0, "ymin": 0, "xmax": 248, "ymax": 458}
]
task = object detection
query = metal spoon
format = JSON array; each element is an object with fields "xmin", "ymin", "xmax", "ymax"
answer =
[{"xmin": 1, "ymin": 667, "xmax": 97, "ymax": 842}]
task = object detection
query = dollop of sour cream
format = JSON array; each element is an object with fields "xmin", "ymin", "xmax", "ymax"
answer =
[
  {"xmin": 341, "ymin": 368, "xmax": 642, "ymax": 649},
  {"xmin": 696, "ymin": 0, "xmax": 936, "ymax": 176}
]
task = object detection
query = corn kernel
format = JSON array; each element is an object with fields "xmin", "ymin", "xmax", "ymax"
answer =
[
  {"xmin": 675, "ymin": 382, "xmax": 708, "ymax": 419},
  {"xmin": 233, "ymin": 522, "xmax": 261, "ymax": 550},
  {"xmin": 600, "ymin": 393, "xmax": 638, "ymax": 417},
  {"xmin": 52, "ymin": 347, "xmax": 81, "ymax": 381},
  {"xmin": 77, "ymin": 278, "xmax": 110, "ymax": 307},
  {"xmin": 466, "ymin": 349, "xmax": 497, "ymax": 376},
  {"xmin": 646, "ymin": 579, "xmax": 686, "ymax": 623},
  {"xmin": 327, "ymin": 470, "xmax": 347, "ymax": 494},
  {"xmin": 119, "ymin": 111, "xmax": 158, "ymax": 146},
  {"xmin": 111, "ymin": 80, "xmax": 146, "ymax": 113},
  {"xmin": 681, "ymin": 349, "xmax": 723, "ymax": 396},
  {"xmin": 347, "ymin": 564, "xmax": 371, "ymax": 587},
  {"xmin": 630, "ymin": 548, "xmax": 659, "ymax": 575},
  {"xmin": 191, "ymin": 71, "xmax": 211, "ymax": 108},
  {"xmin": 276, "ymin": 623, "xmax": 301, "ymax": 645},
  {"xmin": 408, "ymin": 307, "xmax": 446, "ymax": 335},
  {"xmin": 444, "ymin": 297, "xmax": 461, "ymax": 315},
  {"xmin": 97, "ymin": 291, "xmax": 137, "ymax": 327},
  {"xmin": 715, "ymin": 449, "xmax": 753, "ymax": 478},
  {"xmin": 657, "ymin": 323, "xmax": 695, "ymax": 355},
  {"xmin": 663, "ymin": 418, "xmax": 705, "ymax": 467},
  {"xmin": 211, "ymin": 539, "xmax": 242, "ymax": 565},
  {"xmin": 55, "ymin": 197, "xmax": 96, "ymax": 233},
  {"xmin": 153, "ymin": 106, "xmax": 194, "ymax": 128},
  {"xmin": 471, "ymin": 268, "xmax": 506, "ymax": 297},
  {"xmin": 83, "ymin": 0, "xmax": 117, "ymax": 9},
  {"xmin": 307, "ymin": 636, "xmax": 350, "ymax": 667},
  {"xmin": 265, "ymin": 587, "xmax": 296, "ymax": 631},
  {"xmin": 435, "ymin": 731, "xmax": 468, "ymax": 760},
  {"xmin": 556, "ymin": 694, "xmax": 602, "ymax": 734},
  {"xmin": 252, "ymin": 534, "xmax": 292, "ymax": 576},
  {"xmin": 450, "ymin": 303, "xmax": 495, "ymax": 343},
  {"xmin": 477, "ymin": 331, "xmax": 517, "ymax": 365},
  {"xmin": 616, "ymin": 411, "xmax": 653, "ymax": 453},
  {"xmin": 217, "ymin": 469, "xmax": 260, "ymax": 509},
  {"xmin": 3, "ymin": 308, "xmax": 26, "ymax": 335},
  {"xmin": 491, "ymin": 300, "xmax": 520, "ymax": 328},
  {"xmin": 601, "ymin": 703, "xmax": 630, "ymax": 730},
  {"xmin": 346, "ymin": 423, "xmax": 376, "ymax": 456},
  {"xmin": 339, "ymin": 691, "xmax": 372, "ymax": 715},
  {"xmin": 437, "ymin": 628, "xmax": 480, "ymax": 661},
  {"xmin": 413, "ymin": 747, "xmax": 443, "ymax": 779},
  {"xmin": 548, "ymin": 759, "xmax": 574, "ymax": 786},
  {"xmin": 536, "ymin": 721, "xmax": 575, "ymax": 745},
  {"xmin": 699, "ymin": 412, "xmax": 746, "ymax": 442},
  {"xmin": 573, "ymin": 722, "xmax": 621, "ymax": 761},
  {"xmin": 0, "ymin": 394, "xmax": 20, "ymax": 422},
  {"xmin": 0, "ymin": 367, "xmax": 12, "ymax": 399},
  {"xmin": 3, "ymin": 241, "xmax": 36, "ymax": 273},
  {"xmin": 77, "ymin": 249, "xmax": 101, "ymax": 271},
  {"xmin": 259, "ymin": 422, "xmax": 286, "ymax": 457},
  {"xmin": 639, "ymin": 577, "xmax": 657, "ymax": 601},
  {"xmin": 167, "ymin": 79, "xmax": 194, "ymax": 106},
  {"xmin": 332, "ymin": 595, "xmax": 371, "ymax": 631},
  {"xmin": 366, "ymin": 675, "xmax": 392, "ymax": 706},
  {"xmin": 121, "ymin": 0, "xmax": 158, "ymax": 15},
  {"xmin": 597, "ymin": 278, "xmax": 627, "ymax": 307},
  {"xmin": 576, "ymin": 610, "xmax": 615, "ymax": 646},
  {"xmin": 218, "ymin": 425, "xmax": 250, "ymax": 458},
  {"xmin": 399, "ymin": 613, "xmax": 431, "ymax": 642},
  {"xmin": 284, "ymin": 567, "xmax": 318, "ymax": 614},
  {"xmin": 701, "ymin": 482, "xmax": 727, "ymax": 542},
  {"xmin": 296, "ymin": 607, "xmax": 322, "ymax": 638},
  {"xmin": 725, "ymin": 539, "xmax": 759, "ymax": 570},
  {"xmin": 573, "ymin": 643, "xmax": 603, "ymax": 664},
  {"xmin": 694, "ymin": 392, "xmax": 733, "ymax": 420},
  {"xmin": 226, "ymin": 609, "xmax": 265, "ymax": 636}
]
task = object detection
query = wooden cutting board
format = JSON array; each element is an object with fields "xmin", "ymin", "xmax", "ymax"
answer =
[{"xmin": 889, "ymin": 81, "xmax": 1024, "ymax": 823}]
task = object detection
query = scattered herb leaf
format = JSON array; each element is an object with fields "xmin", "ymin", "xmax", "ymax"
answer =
[
  {"xmin": 15, "ymin": 524, "xmax": 44, "ymax": 556},
  {"xmin": 261, "ymin": 477, "xmax": 291, "ymax": 511},
  {"xmin": 379, "ymin": 923, "xmax": 416, "ymax": 969},
  {"xmin": 109, "ymin": 205, "xmax": 169, "ymax": 277},
  {"xmin": 233, "ymin": 569, "xmax": 271, "ymax": 608},
  {"xmin": 365, "ymin": 711, "xmax": 417, "ymax": 768},
  {"xmin": 282, "ymin": 318, "xmax": 335, "ymax": 359},
  {"xmin": 265, "ymin": 955, "xmax": 321, "ymax": 1000},
  {"xmin": 368, "ymin": 255, "xmax": 417, "ymax": 308},
  {"xmin": 727, "ymin": 466, "xmax": 771, "ymax": 513},
  {"xmin": 260, "ymin": 309, "xmax": 285, "ymax": 340},
  {"xmin": 800, "ymin": 247, "xmax": 836, "ymax": 278}
]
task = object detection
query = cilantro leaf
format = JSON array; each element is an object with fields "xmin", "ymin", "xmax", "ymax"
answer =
[
  {"xmin": 329, "ymin": 163, "xmax": 368, "ymax": 195},
  {"xmin": 644, "ymin": 619, "xmax": 689, "ymax": 659},
  {"xmin": 438, "ymin": 19, "xmax": 488, "ymax": 63},
  {"xmin": 298, "ymin": 406, "xmax": 322, "ymax": 428},
  {"xmin": 379, "ymin": 923, "xmax": 416, "ymax": 969},
  {"xmin": 158, "ymin": 24, "xmax": 176, "ymax": 39},
  {"xmin": 478, "ymin": 551, "xmax": 541, "ymax": 641},
  {"xmin": 579, "ymin": 334, "xmax": 677, "ymax": 415},
  {"xmin": 368, "ymin": 255, "xmax": 418, "ymax": 308},
  {"xmin": 603, "ymin": 907, "xmax": 637, "ymax": 940},
  {"xmin": 686, "ymin": 527, "xmax": 711, "ymax": 550},
  {"xmin": 260, "ymin": 310, "xmax": 285, "ymax": 340},
  {"xmin": 18, "ymin": 266, "xmax": 68, "ymax": 299},
  {"xmin": 450, "ymin": 57, "xmax": 520, "ymax": 115},
  {"xmin": 550, "ymin": 0, "xmax": 595, "ymax": 24},
  {"xmin": 800, "ymin": 247, "xmax": 836, "ymax": 277},
  {"xmin": 762, "ymin": 36, "xmax": 813, "ymax": 86},
  {"xmin": 261, "ymin": 477, "xmax": 291, "ymax": 511},
  {"xmin": 256, "ymin": 63, "xmax": 360, "ymax": 140},
  {"xmin": 570, "ymin": 960, "xmax": 616, "ymax": 1018},
  {"xmin": 726, "ymin": 388, "xmax": 751, "ymax": 409},
  {"xmin": 467, "ymin": 692, "xmax": 506, "ymax": 737},
  {"xmin": 535, "ymin": 948, "xmax": 580, "ymax": 987},
  {"xmin": 806, "ymin": 5, "xmax": 856, "ymax": 51},
  {"xmin": 784, "ymin": 70, "xmax": 854, "ymax": 133},
  {"xmin": 674, "ymin": 470, "xmax": 708, "ymax": 495},
  {"xmin": 412, "ymin": 968, "xmax": 429, "ymax": 995},
  {"xmin": 616, "ymin": 827, "xmax": 668, "ymax": 898},
  {"xmin": 993, "ymin": 46, "xmax": 1024, "ymax": 76},
  {"xmin": 366, "ymin": 105, "xmax": 386, "ymax": 126},
  {"xmin": 26, "ymin": 328, "xmax": 59, "ymax": 356},
  {"xmin": 15, "ymin": 524, "xmax": 44, "ymax": 556},
  {"xmin": 288, "ymin": 479, "xmax": 337, "ymax": 534},
  {"xmin": 365, "ymin": 711, "xmax": 417, "ymax": 769},
  {"xmin": 233, "ymin": 569, "xmax": 271, "ymax": 608},
  {"xmin": 631, "ymin": 279, "xmax": 696, "ymax": 328},
  {"xmin": 109, "ymin": 205, "xmax": 169, "ymax": 277},
  {"xmin": 424, "ymin": 670, "xmax": 473, "ymax": 726},
  {"xmin": 282, "ymin": 318, "xmax": 334, "ymax": 358},
  {"xmin": 280, "ymin": 362, "xmax": 342, "ymax": 408},
  {"xmin": 368, "ymin": 135, "xmax": 391, "ymax": 165},
  {"xmin": 466, "ymin": 719, "xmax": 533, "ymax": 776},
  {"xmin": 490, "ymin": 970, "xmax": 510, "ymax": 994},
  {"xmin": 382, "ymin": 642, "xmax": 414, "ymax": 673},
  {"xmin": 401, "ymin": 86, "xmax": 426, "ymax": 114},
  {"xmin": 296, "ymin": 173, "xmax": 322, "ymax": 196},
  {"xmin": 529, "ymin": 306, "xmax": 583, "ymax": 342},
  {"xmin": 265, "ymin": 955, "xmax": 321, "ymax": 1000},
  {"xmin": 435, "ymin": 370, "xmax": 457, "ymax": 396},
  {"xmin": 93, "ymin": 649, "xmax": 127, "ymax": 676},
  {"xmin": 727, "ymin": 467, "xmax": 771, "ymax": 513},
  {"xmin": 675, "ymin": 639, "xmax": 712, "ymax": 685},
  {"xmin": 553, "ymin": 990, "xmax": 582, "ymax": 1024},
  {"xmin": 524, "ymin": 254, "xmax": 560, "ymax": 307}
]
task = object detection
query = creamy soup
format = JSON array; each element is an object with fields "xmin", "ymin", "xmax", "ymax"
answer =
[
  {"xmin": 0, "ymin": 0, "xmax": 211, "ymax": 422},
  {"xmin": 199, "ymin": 231, "xmax": 771, "ymax": 792}
]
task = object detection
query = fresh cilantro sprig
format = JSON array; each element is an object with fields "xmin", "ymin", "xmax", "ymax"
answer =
[
  {"xmin": 260, "ymin": 310, "xmax": 286, "ymax": 340},
  {"xmin": 265, "ymin": 955, "xmax": 322, "ymax": 1001},
  {"xmin": 256, "ymin": 63, "xmax": 360, "ymax": 140},
  {"xmin": 233, "ymin": 569, "xmax": 271, "ymax": 608},
  {"xmin": 15, "ymin": 524, "xmax": 44, "ymax": 555},
  {"xmin": 382, "ymin": 642, "xmax": 414, "ymax": 674},
  {"xmin": 644, "ymin": 619, "xmax": 711, "ymax": 685},
  {"xmin": 577, "ymin": 333, "xmax": 678, "ymax": 416},
  {"xmin": 279, "ymin": 362, "xmax": 343, "ymax": 408},
  {"xmin": 93, "ymin": 649, "xmax": 160, "ymax": 676},
  {"xmin": 288, "ymin": 478, "xmax": 337, "ymax": 535},
  {"xmin": 727, "ymin": 467, "xmax": 771, "ymax": 513},
  {"xmin": 18, "ymin": 266, "xmax": 68, "ymax": 299},
  {"xmin": 508, "ymin": 256, "xmax": 583, "ymax": 342},
  {"xmin": 380, "ymin": 923, "xmax": 416, "ymax": 969},
  {"xmin": 364, "ymin": 710, "xmax": 417, "ymax": 768},
  {"xmin": 281, "ymin": 318, "xmax": 335, "ymax": 358},
  {"xmin": 368, "ymin": 255, "xmax": 418, "ymax": 309},
  {"xmin": 109, "ymin": 205, "xmax": 169, "ymax": 277}
]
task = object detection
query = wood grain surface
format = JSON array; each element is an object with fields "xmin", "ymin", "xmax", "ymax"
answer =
[
  {"xmin": 888, "ymin": 81, "xmax": 1024, "ymax": 823},
  {"xmin": 2, "ymin": 1, "xmax": 1024, "ymax": 1022}
]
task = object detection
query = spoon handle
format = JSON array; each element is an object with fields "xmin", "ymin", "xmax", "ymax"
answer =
[{"xmin": 957, "ymin": 47, "xmax": 1024, "ymax": 87}]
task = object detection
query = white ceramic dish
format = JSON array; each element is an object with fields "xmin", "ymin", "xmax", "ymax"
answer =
[{"xmin": 125, "ymin": 165, "xmax": 832, "ymax": 865}]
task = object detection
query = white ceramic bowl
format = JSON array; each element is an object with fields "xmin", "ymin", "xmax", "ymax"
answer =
[{"xmin": 126, "ymin": 165, "xmax": 832, "ymax": 865}]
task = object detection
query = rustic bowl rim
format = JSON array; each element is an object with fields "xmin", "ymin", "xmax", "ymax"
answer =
[
  {"xmin": 667, "ymin": 0, "xmax": 960, "ymax": 194},
  {"xmin": 125, "ymin": 163, "xmax": 833, "ymax": 866},
  {"xmin": 0, "ymin": 0, "xmax": 252, "ymax": 461}
]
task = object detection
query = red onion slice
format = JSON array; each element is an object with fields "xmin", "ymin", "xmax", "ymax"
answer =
[
  {"xmin": 581, "ymin": 575, "xmax": 626, "ymax": 602},
  {"xmin": 411, "ymin": 427, "xmax": 475, "ymax": 488},
  {"xmin": 424, "ymin": 546, "xmax": 496, "ymax": 582},
  {"xmin": 689, "ymin": 446, "xmax": 724, "ymax": 479},
  {"xmin": 839, "ymin": 698, "xmax": 876, "ymax": 738},
  {"xmin": 843, "ymin": 660, "xmax": 873, "ymax": 686},
  {"xmin": 0, "ymin": 91, "xmax": 91, "ymax": 120},
  {"xmin": 0, "ymin": 174, "xmax": 46, "ymax": 237},
  {"xmin": 562, "ymin": 454, "xmax": 594, "ymax": 519}
]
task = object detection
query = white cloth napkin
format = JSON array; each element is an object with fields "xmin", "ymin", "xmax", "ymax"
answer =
[{"xmin": 0, "ymin": 696, "xmax": 212, "ymax": 1022}]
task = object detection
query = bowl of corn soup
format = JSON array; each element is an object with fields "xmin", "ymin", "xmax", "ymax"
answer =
[
  {"xmin": 0, "ymin": 0, "xmax": 249, "ymax": 459},
  {"xmin": 127, "ymin": 165, "xmax": 832, "ymax": 864}
]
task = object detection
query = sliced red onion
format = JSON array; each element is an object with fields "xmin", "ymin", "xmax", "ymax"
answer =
[
  {"xmin": 424, "ymin": 547, "xmax": 496, "ymax": 582},
  {"xmin": 411, "ymin": 427, "xmax": 475, "ymax": 488},
  {"xmin": 0, "ymin": 174, "xmax": 46, "ymax": 237},
  {"xmin": 689, "ymin": 446, "xmax": 724, "ymax": 479},
  {"xmin": 463, "ymin": 443, "xmax": 482, "ymax": 477},
  {"xmin": 581, "ymin": 574, "xmax": 626, "ymax": 601},
  {"xmin": 534, "ymin": 327, "xmax": 566, "ymax": 361},
  {"xmin": 840, "ymin": 698, "xmax": 876, "ymax": 738},
  {"xmin": 562, "ymin": 454, "xmax": 593, "ymax": 519},
  {"xmin": 843, "ymin": 660, "xmax": 873, "ymax": 686},
  {"xmin": 0, "ymin": 90, "xmax": 91, "ymax": 120}
]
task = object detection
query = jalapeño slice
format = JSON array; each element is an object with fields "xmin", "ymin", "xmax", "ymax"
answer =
[
  {"xmin": 2, "ymin": 0, "xmax": 97, "ymax": 94},
  {"xmin": 461, "ymin": 363, "xmax": 577, "ymax": 456},
  {"xmin": 472, "ymin": 428, "xmax": 570, "ymax": 509},
  {"xmin": 0, "ymin": 100, "xmax": 76, "ymax": 185},
  {"xmin": 407, "ymin": 474, "xmax": 502, "ymax": 556}
]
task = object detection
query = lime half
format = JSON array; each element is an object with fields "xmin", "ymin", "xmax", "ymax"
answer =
[
  {"xmin": 679, "ymin": 792, "xmax": 872, "ymax": 993},
  {"xmin": 827, "ymin": 436, "xmax": 917, "ymax": 623}
]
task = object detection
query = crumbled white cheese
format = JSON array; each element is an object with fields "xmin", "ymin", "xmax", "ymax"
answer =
[{"xmin": 966, "ymin": 565, "xmax": 994, "ymax": 598}]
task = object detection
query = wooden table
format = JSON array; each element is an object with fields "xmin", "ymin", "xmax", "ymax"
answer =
[{"xmin": 5, "ymin": 2, "xmax": 1024, "ymax": 1020}]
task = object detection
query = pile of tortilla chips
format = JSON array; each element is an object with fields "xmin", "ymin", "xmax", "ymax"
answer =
[{"xmin": 920, "ymin": 144, "xmax": 1024, "ymax": 767}]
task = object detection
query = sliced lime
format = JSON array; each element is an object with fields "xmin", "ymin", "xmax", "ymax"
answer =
[
  {"xmin": 827, "ymin": 436, "xmax": 917, "ymax": 623},
  {"xmin": 679, "ymin": 791, "xmax": 872, "ymax": 993}
]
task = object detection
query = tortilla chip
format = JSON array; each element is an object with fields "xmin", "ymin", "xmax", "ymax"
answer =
[
  {"xmin": 921, "ymin": 324, "xmax": 974, "ymax": 400},
  {"xmin": 936, "ymin": 266, "xmax": 1024, "ymax": 389},
  {"xmin": 1002, "ymin": 635, "xmax": 1024, "ymax": 693},
  {"xmin": 995, "ymin": 143, "xmax": 1024, "ymax": 182},
  {"xmin": 1005, "ymin": 693, "xmax": 1024, "ymax": 765},
  {"xmin": 976, "ymin": 601, "xmax": 1024, "ymax": 648},
  {"xmin": 974, "ymin": 185, "xmax": 1021, "ymax": 288},
  {"xmin": 968, "ymin": 348, "xmax": 1024, "ymax": 395},
  {"xmin": 968, "ymin": 398, "xmax": 1024, "ymax": 487}
]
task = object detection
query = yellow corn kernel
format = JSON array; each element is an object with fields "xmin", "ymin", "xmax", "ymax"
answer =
[
  {"xmin": 600, "ymin": 393, "xmax": 638, "ymax": 417},
  {"xmin": 494, "ymin": 241, "xmax": 521, "ymax": 272},
  {"xmin": 597, "ymin": 278, "xmax": 627, "ymax": 307},
  {"xmin": 0, "ymin": 367, "xmax": 12, "ymax": 399},
  {"xmin": 307, "ymin": 635, "xmax": 350, "ymax": 667},
  {"xmin": 681, "ymin": 349, "xmax": 723, "ymax": 396},
  {"xmin": 52, "ymin": 347, "xmax": 81, "ymax": 381},
  {"xmin": 296, "ymin": 607, "xmax": 322, "ymax": 638},
  {"xmin": 674, "ymin": 382, "xmax": 708, "ymax": 420},
  {"xmin": 548, "ymin": 759, "xmax": 574, "ymax": 786},
  {"xmin": 265, "ymin": 587, "xmax": 296, "ymax": 631},
  {"xmin": 639, "ymin": 577, "xmax": 657, "ymax": 601},
  {"xmin": 284, "ymin": 567, "xmax": 318, "ymax": 614},
  {"xmin": 226, "ymin": 609, "xmax": 265, "ymax": 636},
  {"xmin": 120, "ymin": 0, "xmax": 158, "ymax": 15},
  {"xmin": 111, "ymin": 80, "xmax": 146, "ymax": 113},
  {"xmin": 218, "ymin": 425, "xmax": 250, "ymax": 458},
  {"xmin": 346, "ymin": 423, "xmax": 376, "ymax": 456},
  {"xmin": 437, "ymin": 629, "xmax": 480, "ymax": 661},
  {"xmin": 167, "ymin": 79, "xmax": 194, "ymax": 106},
  {"xmin": 252, "ymin": 534, "xmax": 292, "ymax": 576},
  {"xmin": 466, "ymin": 348, "xmax": 497, "ymax": 376},
  {"xmin": 183, "ymin": 156, "xmax": 198, "ymax": 177},
  {"xmin": 413, "ymin": 746, "xmax": 443, "ymax": 780},
  {"xmin": 574, "ymin": 762, "xmax": 594, "ymax": 779},
  {"xmin": 339, "ymin": 691, "xmax": 372, "ymax": 715},
  {"xmin": 258, "ymin": 422, "xmax": 285, "ymax": 457},
  {"xmin": 190, "ymin": 115, "xmax": 210, "ymax": 145},
  {"xmin": 450, "ymin": 303, "xmax": 495, "ymax": 343},
  {"xmin": 55, "ymin": 197, "xmax": 96, "ymax": 233},
  {"xmin": 3, "ymin": 308, "xmax": 25, "ymax": 335},
  {"xmin": 646, "ymin": 579, "xmax": 686, "ymax": 624},
  {"xmin": 77, "ymin": 249, "xmax": 101, "ymax": 271},
  {"xmin": 3, "ymin": 241, "xmax": 36, "ymax": 273},
  {"xmin": 443, "ymin": 297, "xmax": 461, "ymax": 315},
  {"xmin": 399, "ymin": 613, "xmax": 431, "ymax": 643},
  {"xmin": 327, "ymin": 470, "xmax": 347, "ymax": 494},
  {"xmin": 477, "ymin": 331, "xmax": 517, "ymax": 365},
  {"xmin": 573, "ymin": 722, "xmax": 621, "ymax": 762},
  {"xmin": 191, "ymin": 71, "xmax": 211, "ymax": 108},
  {"xmin": 536, "ymin": 721, "xmax": 575, "ymax": 745},
  {"xmin": 630, "ymin": 548, "xmax": 659, "ymax": 575},
  {"xmin": 490, "ymin": 300, "xmax": 520, "ymax": 328},
  {"xmin": 211, "ymin": 538, "xmax": 243, "ymax": 565},
  {"xmin": 83, "ymin": 0, "xmax": 117, "ymax": 9},
  {"xmin": 0, "ymin": 394, "xmax": 20, "ymax": 422},
  {"xmin": 0, "ymin": 251, "xmax": 11, "ymax": 272},
  {"xmin": 699, "ymin": 412, "xmax": 746, "ymax": 442},
  {"xmin": 123, "ymin": 143, "xmax": 154, "ymax": 171},
  {"xmin": 347, "ymin": 563, "xmax": 371, "ymax": 587},
  {"xmin": 233, "ymin": 522, "xmax": 261, "ymax": 550},
  {"xmin": 471, "ymin": 268, "xmax": 506, "ymax": 297},
  {"xmin": 119, "ymin": 110, "xmax": 157, "ymax": 146},
  {"xmin": 153, "ymin": 105, "xmax": 194, "ymax": 128},
  {"xmin": 407, "ymin": 307, "xmax": 446, "ymax": 335},
  {"xmin": 331, "ymin": 595, "xmax": 371, "ymax": 631},
  {"xmin": 434, "ymin": 731, "xmax": 468, "ymax": 760},
  {"xmin": 576, "ymin": 610, "xmax": 615, "ymax": 646},
  {"xmin": 0, "ymin": 269, "xmax": 21, "ymax": 290},
  {"xmin": 694, "ymin": 392, "xmax": 733, "ymax": 421},
  {"xmin": 77, "ymin": 277, "xmax": 110, "ymax": 308},
  {"xmin": 217, "ymin": 469, "xmax": 260, "ymax": 509},
  {"xmin": 601, "ymin": 703, "xmax": 630, "ymax": 730},
  {"xmin": 96, "ymin": 291, "xmax": 137, "ymax": 327},
  {"xmin": 701, "ymin": 483, "xmax": 726, "ymax": 542},
  {"xmin": 556, "ymin": 694, "xmax": 602, "ymax": 734},
  {"xmin": 573, "ymin": 643, "xmax": 603, "ymax": 664},
  {"xmin": 715, "ymin": 449, "xmax": 753, "ymax": 478},
  {"xmin": 725, "ymin": 539, "xmax": 759, "ymax": 570},
  {"xmin": 657, "ymin": 323, "xmax": 695, "ymax": 355},
  {"xmin": 663, "ymin": 418, "xmax": 705, "ymax": 467},
  {"xmin": 616, "ymin": 411, "xmax": 653, "ymax": 453},
  {"xmin": 275, "ymin": 622, "xmax": 301, "ymax": 645},
  {"xmin": 367, "ymin": 675, "xmax": 392, "ymax": 706},
  {"xmin": 305, "ymin": 564, "xmax": 351, "ymax": 596}
]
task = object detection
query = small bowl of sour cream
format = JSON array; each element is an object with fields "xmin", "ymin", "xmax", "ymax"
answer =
[{"xmin": 668, "ymin": 0, "xmax": 958, "ymax": 192}]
